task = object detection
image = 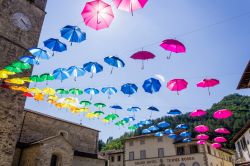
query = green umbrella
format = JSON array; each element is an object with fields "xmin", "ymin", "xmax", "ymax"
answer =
[
  {"xmin": 56, "ymin": 88, "xmax": 69, "ymax": 95},
  {"xmin": 128, "ymin": 125, "xmax": 138, "ymax": 131},
  {"xmin": 40, "ymin": 73, "xmax": 55, "ymax": 85},
  {"xmin": 12, "ymin": 61, "xmax": 31, "ymax": 70},
  {"xmin": 115, "ymin": 120, "xmax": 125, "ymax": 127},
  {"xmin": 30, "ymin": 75, "xmax": 44, "ymax": 83},
  {"xmin": 5, "ymin": 65, "xmax": 22, "ymax": 73},
  {"xmin": 107, "ymin": 113, "xmax": 119, "ymax": 121},
  {"xmin": 94, "ymin": 103, "xmax": 106, "ymax": 109},
  {"xmin": 69, "ymin": 88, "xmax": 83, "ymax": 95},
  {"xmin": 94, "ymin": 111, "xmax": 105, "ymax": 116},
  {"xmin": 80, "ymin": 100, "xmax": 91, "ymax": 107}
]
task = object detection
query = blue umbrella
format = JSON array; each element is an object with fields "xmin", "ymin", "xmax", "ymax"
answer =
[
  {"xmin": 67, "ymin": 66, "xmax": 85, "ymax": 81},
  {"xmin": 155, "ymin": 132, "xmax": 164, "ymax": 137},
  {"xmin": 143, "ymin": 78, "xmax": 161, "ymax": 94},
  {"xmin": 147, "ymin": 106, "xmax": 159, "ymax": 118},
  {"xmin": 182, "ymin": 138, "xmax": 192, "ymax": 143},
  {"xmin": 121, "ymin": 83, "xmax": 138, "ymax": 96},
  {"xmin": 104, "ymin": 56, "xmax": 125, "ymax": 74},
  {"xmin": 43, "ymin": 38, "xmax": 67, "ymax": 55},
  {"xmin": 127, "ymin": 107, "xmax": 141, "ymax": 117},
  {"xmin": 29, "ymin": 48, "xmax": 51, "ymax": 60},
  {"xmin": 176, "ymin": 124, "xmax": 188, "ymax": 130},
  {"xmin": 83, "ymin": 62, "xmax": 103, "ymax": 78},
  {"xmin": 148, "ymin": 125, "xmax": 159, "ymax": 132},
  {"xmin": 110, "ymin": 105, "xmax": 122, "ymax": 110},
  {"xmin": 135, "ymin": 122, "xmax": 143, "ymax": 128},
  {"xmin": 157, "ymin": 121, "xmax": 170, "ymax": 128},
  {"xmin": 167, "ymin": 109, "xmax": 182, "ymax": 116},
  {"xmin": 142, "ymin": 129, "xmax": 151, "ymax": 134},
  {"xmin": 60, "ymin": 25, "xmax": 86, "ymax": 45},
  {"xmin": 144, "ymin": 119, "xmax": 153, "ymax": 125},
  {"xmin": 84, "ymin": 88, "xmax": 99, "ymax": 100},
  {"xmin": 168, "ymin": 133, "xmax": 177, "ymax": 139},
  {"xmin": 19, "ymin": 55, "xmax": 39, "ymax": 65},
  {"xmin": 53, "ymin": 68, "xmax": 70, "ymax": 82},
  {"xmin": 164, "ymin": 128, "xmax": 174, "ymax": 135},
  {"xmin": 123, "ymin": 116, "xmax": 135, "ymax": 123},
  {"xmin": 180, "ymin": 131, "xmax": 191, "ymax": 137},
  {"xmin": 101, "ymin": 87, "xmax": 117, "ymax": 99}
]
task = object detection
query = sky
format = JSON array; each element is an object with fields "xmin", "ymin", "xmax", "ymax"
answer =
[{"xmin": 25, "ymin": 0, "xmax": 250, "ymax": 141}]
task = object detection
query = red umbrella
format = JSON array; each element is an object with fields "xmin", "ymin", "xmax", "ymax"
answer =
[
  {"xmin": 167, "ymin": 79, "xmax": 188, "ymax": 95},
  {"xmin": 214, "ymin": 128, "xmax": 230, "ymax": 135},
  {"xmin": 113, "ymin": 0, "xmax": 148, "ymax": 15},
  {"xmin": 196, "ymin": 78, "xmax": 220, "ymax": 95},
  {"xmin": 194, "ymin": 125, "xmax": 209, "ymax": 133},
  {"xmin": 160, "ymin": 39, "xmax": 186, "ymax": 59},
  {"xmin": 214, "ymin": 136, "xmax": 227, "ymax": 143},
  {"xmin": 213, "ymin": 109, "xmax": 233, "ymax": 119},
  {"xmin": 211, "ymin": 143, "xmax": 222, "ymax": 149},
  {"xmin": 130, "ymin": 51, "xmax": 155, "ymax": 70},
  {"xmin": 189, "ymin": 109, "xmax": 207, "ymax": 117},
  {"xmin": 81, "ymin": 0, "xmax": 114, "ymax": 30},
  {"xmin": 23, "ymin": 92, "xmax": 34, "ymax": 98},
  {"xmin": 196, "ymin": 134, "xmax": 209, "ymax": 140}
]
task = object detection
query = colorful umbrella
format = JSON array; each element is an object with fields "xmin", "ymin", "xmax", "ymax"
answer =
[
  {"xmin": 101, "ymin": 87, "xmax": 117, "ymax": 99},
  {"xmin": 83, "ymin": 62, "xmax": 103, "ymax": 78},
  {"xmin": 34, "ymin": 93, "xmax": 44, "ymax": 101},
  {"xmin": 130, "ymin": 51, "xmax": 156, "ymax": 69},
  {"xmin": 110, "ymin": 105, "xmax": 123, "ymax": 111},
  {"xmin": 56, "ymin": 88, "xmax": 69, "ymax": 95},
  {"xmin": 0, "ymin": 72, "xmax": 8, "ymax": 79},
  {"xmin": 11, "ymin": 61, "xmax": 31, "ymax": 70},
  {"xmin": 147, "ymin": 106, "xmax": 159, "ymax": 118},
  {"xmin": 157, "ymin": 121, "xmax": 170, "ymax": 128},
  {"xmin": 176, "ymin": 124, "xmax": 188, "ymax": 130},
  {"xmin": 160, "ymin": 39, "xmax": 186, "ymax": 59},
  {"xmin": 86, "ymin": 112, "xmax": 98, "ymax": 119},
  {"xmin": 84, "ymin": 88, "xmax": 99, "ymax": 100},
  {"xmin": 19, "ymin": 55, "xmax": 39, "ymax": 65},
  {"xmin": 214, "ymin": 128, "xmax": 230, "ymax": 135},
  {"xmin": 148, "ymin": 125, "xmax": 159, "ymax": 132},
  {"xmin": 69, "ymin": 88, "xmax": 83, "ymax": 95},
  {"xmin": 44, "ymin": 38, "xmax": 67, "ymax": 56},
  {"xmin": 167, "ymin": 109, "xmax": 182, "ymax": 115},
  {"xmin": 155, "ymin": 132, "xmax": 164, "ymax": 137},
  {"xmin": 23, "ymin": 92, "xmax": 34, "ymax": 98},
  {"xmin": 40, "ymin": 73, "xmax": 55, "ymax": 85},
  {"xmin": 80, "ymin": 100, "xmax": 92, "ymax": 107},
  {"xmin": 127, "ymin": 107, "xmax": 141, "ymax": 114},
  {"xmin": 214, "ymin": 137, "xmax": 227, "ymax": 143},
  {"xmin": 5, "ymin": 65, "xmax": 22, "ymax": 73},
  {"xmin": 60, "ymin": 25, "xmax": 86, "ymax": 45},
  {"xmin": 143, "ymin": 78, "xmax": 161, "ymax": 94},
  {"xmin": 123, "ymin": 116, "xmax": 135, "ymax": 123},
  {"xmin": 104, "ymin": 56, "xmax": 125, "ymax": 74},
  {"xmin": 121, "ymin": 83, "xmax": 138, "ymax": 96},
  {"xmin": 164, "ymin": 128, "xmax": 174, "ymax": 135},
  {"xmin": 197, "ymin": 140, "xmax": 206, "ymax": 145},
  {"xmin": 29, "ymin": 48, "xmax": 51, "ymax": 60},
  {"xmin": 4, "ymin": 78, "xmax": 25, "ymax": 85},
  {"xmin": 194, "ymin": 125, "xmax": 209, "ymax": 133},
  {"xmin": 94, "ymin": 111, "xmax": 105, "ymax": 116},
  {"xmin": 196, "ymin": 79, "xmax": 220, "ymax": 95},
  {"xmin": 81, "ymin": 0, "xmax": 114, "ymax": 30},
  {"xmin": 94, "ymin": 103, "xmax": 106, "ymax": 110},
  {"xmin": 213, "ymin": 109, "xmax": 233, "ymax": 119},
  {"xmin": 67, "ymin": 66, "xmax": 85, "ymax": 81},
  {"xmin": 168, "ymin": 133, "xmax": 177, "ymax": 139},
  {"xmin": 142, "ymin": 129, "xmax": 151, "ymax": 134},
  {"xmin": 0, "ymin": 70, "xmax": 15, "ymax": 79},
  {"xmin": 196, "ymin": 134, "xmax": 209, "ymax": 140},
  {"xmin": 30, "ymin": 75, "xmax": 43, "ymax": 84},
  {"xmin": 42, "ymin": 87, "xmax": 56, "ymax": 96},
  {"xmin": 183, "ymin": 138, "xmax": 192, "ymax": 143},
  {"xmin": 128, "ymin": 125, "xmax": 138, "ymax": 131},
  {"xmin": 189, "ymin": 109, "xmax": 207, "ymax": 117},
  {"xmin": 167, "ymin": 79, "xmax": 188, "ymax": 95},
  {"xmin": 113, "ymin": 0, "xmax": 148, "ymax": 15},
  {"xmin": 144, "ymin": 119, "xmax": 152, "ymax": 125},
  {"xmin": 53, "ymin": 68, "xmax": 70, "ymax": 82},
  {"xmin": 180, "ymin": 131, "xmax": 191, "ymax": 137},
  {"xmin": 211, "ymin": 143, "xmax": 222, "ymax": 149}
]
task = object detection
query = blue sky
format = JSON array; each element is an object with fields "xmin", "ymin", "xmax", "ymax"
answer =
[{"xmin": 25, "ymin": 0, "xmax": 250, "ymax": 141}]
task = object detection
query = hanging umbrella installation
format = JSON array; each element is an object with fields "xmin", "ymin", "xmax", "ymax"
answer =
[
  {"xmin": 83, "ymin": 62, "xmax": 103, "ymax": 78},
  {"xmin": 167, "ymin": 79, "xmax": 188, "ymax": 95},
  {"xmin": 101, "ymin": 87, "xmax": 118, "ymax": 99},
  {"xmin": 142, "ymin": 78, "xmax": 161, "ymax": 94},
  {"xmin": 81, "ymin": 0, "xmax": 114, "ymax": 30},
  {"xmin": 43, "ymin": 38, "xmax": 67, "ymax": 56},
  {"xmin": 121, "ymin": 83, "xmax": 138, "ymax": 96},
  {"xmin": 110, "ymin": 105, "xmax": 123, "ymax": 113},
  {"xmin": 60, "ymin": 25, "xmax": 86, "ymax": 45},
  {"xmin": 160, "ymin": 39, "xmax": 186, "ymax": 59},
  {"xmin": 214, "ymin": 128, "xmax": 230, "ymax": 135},
  {"xmin": 29, "ymin": 48, "xmax": 51, "ymax": 60},
  {"xmin": 113, "ymin": 0, "xmax": 148, "ymax": 15},
  {"xmin": 167, "ymin": 109, "xmax": 182, "ymax": 116},
  {"xmin": 67, "ymin": 66, "xmax": 85, "ymax": 81},
  {"xmin": 196, "ymin": 78, "xmax": 220, "ymax": 95},
  {"xmin": 19, "ymin": 55, "xmax": 39, "ymax": 65},
  {"xmin": 104, "ymin": 56, "xmax": 125, "ymax": 74},
  {"xmin": 127, "ymin": 106, "xmax": 141, "ymax": 117},
  {"xmin": 130, "ymin": 51, "xmax": 156, "ymax": 70},
  {"xmin": 189, "ymin": 109, "xmax": 207, "ymax": 117},
  {"xmin": 84, "ymin": 88, "xmax": 99, "ymax": 100},
  {"xmin": 69, "ymin": 88, "xmax": 83, "ymax": 95},
  {"xmin": 194, "ymin": 125, "xmax": 209, "ymax": 133},
  {"xmin": 53, "ymin": 68, "xmax": 70, "ymax": 82},
  {"xmin": 213, "ymin": 109, "xmax": 233, "ymax": 119},
  {"xmin": 147, "ymin": 106, "xmax": 159, "ymax": 119}
]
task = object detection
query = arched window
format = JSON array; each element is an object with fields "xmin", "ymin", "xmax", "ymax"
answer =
[
  {"xmin": 179, "ymin": 163, "xmax": 186, "ymax": 166},
  {"xmin": 59, "ymin": 130, "xmax": 68, "ymax": 139},
  {"xmin": 50, "ymin": 154, "xmax": 58, "ymax": 166},
  {"xmin": 193, "ymin": 162, "xmax": 200, "ymax": 166}
]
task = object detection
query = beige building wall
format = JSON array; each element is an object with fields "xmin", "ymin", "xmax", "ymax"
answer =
[
  {"xmin": 72, "ymin": 156, "xmax": 106, "ymax": 166},
  {"xmin": 109, "ymin": 152, "xmax": 124, "ymax": 166}
]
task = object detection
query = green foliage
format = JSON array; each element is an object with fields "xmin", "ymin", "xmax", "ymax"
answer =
[{"xmin": 100, "ymin": 94, "xmax": 250, "ymax": 151}]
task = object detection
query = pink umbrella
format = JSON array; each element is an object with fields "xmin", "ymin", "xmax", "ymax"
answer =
[
  {"xmin": 213, "ymin": 109, "xmax": 233, "ymax": 119},
  {"xmin": 113, "ymin": 0, "xmax": 148, "ymax": 15},
  {"xmin": 196, "ymin": 79, "xmax": 220, "ymax": 95},
  {"xmin": 167, "ymin": 79, "xmax": 188, "ymax": 95},
  {"xmin": 160, "ymin": 39, "xmax": 186, "ymax": 59},
  {"xmin": 197, "ymin": 140, "xmax": 206, "ymax": 145},
  {"xmin": 214, "ymin": 128, "xmax": 231, "ymax": 135},
  {"xmin": 194, "ymin": 125, "xmax": 209, "ymax": 133},
  {"xmin": 189, "ymin": 109, "xmax": 207, "ymax": 117},
  {"xmin": 211, "ymin": 143, "xmax": 222, "ymax": 149},
  {"xmin": 214, "ymin": 136, "xmax": 227, "ymax": 143},
  {"xmin": 130, "ymin": 51, "xmax": 155, "ymax": 70},
  {"xmin": 196, "ymin": 134, "xmax": 209, "ymax": 140},
  {"xmin": 81, "ymin": 0, "xmax": 114, "ymax": 30}
]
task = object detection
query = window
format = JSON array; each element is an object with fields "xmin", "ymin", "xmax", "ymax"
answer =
[
  {"xmin": 240, "ymin": 137, "xmax": 247, "ymax": 151},
  {"xmin": 129, "ymin": 152, "xmax": 134, "ymax": 160},
  {"xmin": 129, "ymin": 141, "xmax": 134, "ymax": 146},
  {"xmin": 140, "ymin": 140, "xmax": 145, "ymax": 145},
  {"xmin": 111, "ymin": 156, "xmax": 114, "ymax": 162},
  {"xmin": 157, "ymin": 137, "xmax": 163, "ymax": 142},
  {"xmin": 190, "ymin": 145, "xmax": 198, "ymax": 154},
  {"xmin": 50, "ymin": 154, "xmax": 58, "ymax": 166},
  {"xmin": 193, "ymin": 162, "xmax": 200, "ymax": 166},
  {"xmin": 158, "ymin": 148, "xmax": 164, "ymax": 157},
  {"xmin": 117, "ymin": 155, "xmax": 121, "ymax": 162},
  {"xmin": 237, "ymin": 141, "xmax": 243, "ymax": 157},
  {"xmin": 59, "ymin": 130, "xmax": 68, "ymax": 139},
  {"xmin": 140, "ymin": 150, "xmax": 146, "ymax": 159},
  {"xmin": 177, "ymin": 147, "xmax": 185, "ymax": 155},
  {"xmin": 207, "ymin": 145, "xmax": 211, "ymax": 154}
]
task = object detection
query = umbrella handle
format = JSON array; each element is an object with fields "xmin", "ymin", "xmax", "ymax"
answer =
[
  {"xmin": 90, "ymin": 73, "xmax": 94, "ymax": 78},
  {"xmin": 141, "ymin": 60, "xmax": 144, "ymax": 70},
  {"xmin": 130, "ymin": 1, "xmax": 134, "ymax": 16},
  {"xmin": 208, "ymin": 87, "xmax": 211, "ymax": 95},
  {"xmin": 52, "ymin": 52, "xmax": 54, "ymax": 56},
  {"xmin": 90, "ymin": 95, "xmax": 92, "ymax": 101},
  {"xmin": 110, "ymin": 67, "xmax": 114, "ymax": 74},
  {"xmin": 74, "ymin": 77, "xmax": 77, "ymax": 82},
  {"xmin": 167, "ymin": 52, "xmax": 172, "ymax": 59},
  {"xmin": 71, "ymin": 42, "xmax": 73, "ymax": 46}
]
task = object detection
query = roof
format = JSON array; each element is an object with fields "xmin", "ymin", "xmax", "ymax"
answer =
[
  {"xmin": 101, "ymin": 149, "xmax": 124, "ymax": 155},
  {"xmin": 232, "ymin": 121, "xmax": 250, "ymax": 142},
  {"xmin": 237, "ymin": 60, "xmax": 250, "ymax": 89},
  {"xmin": 24, "ymin": 109, "xmax": 100, "ymax": 132},
  {"xmin": 125, "ymin": 134, "xmax": 155, "ymax": 140}
]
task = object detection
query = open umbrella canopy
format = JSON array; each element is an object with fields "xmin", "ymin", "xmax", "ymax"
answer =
[
  {"xmin": 94, "ymin": 103, "xmax": 106, "ymax": 109},
  {"xmin": 142, "ymin": 129, "xmax": 151, "ymax": 134},
  {"xmin": 84, "ymin": 88, "xmax": 99, "ymax": 95},
  {"xmin": 197, "ymin": 140, "xmax": 206, "ymax": 145},
  {"xmin": 104, "ymin": 56, "xmax": 125, "ymax": 74},
  {"xmin": 196, "ymin": 134, "xmax": 209, "ymax": 140},
  {"xmin": 5, "ymin": 78, "xmax": 25, "ymax": 85},
  {"xmin": 34, "ymin": 93, "xmax": 44, "ymax": 101},
  {"xmin": 164, "ymin": 128, "xmax": 174, "ymax": 135},
  {"xmin": 5, "ymin": 66, "xmax": 22, "ymax": 73},
  {"xmin": 29, "ymin": 48, "xmax": 51, "ymax": 60},
  {"xmin": 214, "ymin": 128, "xmax": 231, "ymax": 135},
  {"xmin": 213, "ymin": 109, "xmax": 233, "ymax": 119},
  {"xmin": 60, "ymin": 25, "xmax": 86, "ymax": 44},
  {"xmin": 183, "ymin": 138, "xmax": 192, "ymax": 143},
  {"xmin": 101, "ymin": 87, "xmax": 118, "ymax": 98},
  {"xmin": 83, "ymin": 62, "xmax": 103, "ymax": 78},
  {"xmin": 167, "ymin": 79, "xmax": 188, "ymax": 94},
  {"xmin": 86, "ymin": 112, "xmax": 97, "ymax": 119},
  {"xmin": 160, "ymin": 39, "xmax": 186, "ymax": 59},
  {"xmin": 180, "ymin": 131, "xmax": 191, "ymax": 137},
  {"xmin": 67, "ymin": 66, "xmax": 85, "ymax": 81},
  {"xmin": 127, "ymin": 107, "xmax": 141, "ymax": 113},
  {"xmin": 189, "ymin": 109, "xmax": 207, "ymax": 117},
  {"xmin": 197, "ymin": 78, "xmax": 220, "ymax": 95},
  {"xmin": 94, "ymin": 111, "xmax": 105, "ymax": 116},
  {"xmin": 214, "ymin": 137, "xmax": 227, "ymax": 143},
  {"xmin": 23, "ymin": 92, "xmax": 34, "ymax": 97},
  {"xmin": 130, "ymin": 51, "xmax": 156, "ymax": 69},
  {"xmin": 147, "ymin": 106, "xmax": 159, "ymax": 112},
  {"xmin": 42, "ymin": 87, "xmax": 56, "ymax": 96},
  {"xmin": 143, "ymin": 78, "xmax": 161, "ymax": 94},
  {"xmin": 110, "ymin": 105, "xmax": 123, "ymax": 110},
  {"xmin": 194, "ymin": 125, "xmax": 209, "ymax": 133},
  {"xmin": 176, "ymin": 124, "xmax": 188, "ymax": 130},
  {"xmin": 157, "ymin": 121, "xmax": 170, "ymax": 128},
  {"xmin": 43, "ymin": 38, "xmax": 67, "ymax": 55},
  {"xmin": 56, "ymin": 88, "xmax": 69, "ymax": 95},
  {"xmin": 168, "ymin": 133, "xmax": 177, "ymax": 139},
  {"xmin": 155, "ymin": 132, "xmax": 164, "ymax": 137},
  {"xmin": 11, "ymin": 61, "xmax": 31, "ymax": 70},
  {"xmin": 148, "ymin": 125, "xmax": 159, "ymax": 132},
  {"xmin": 30, "ymin": 75, "xmax": 44, "ymax": 83},
  {"xmin": 167, "ymin": 109, "xmax": 182, "ymax": 115},
  {"xmin": 123, "ymin": 116, "xmax": 135, "ymax": 123},
  {"xmin": 143, "ymin": 119, "xmax": 152, "ymax": 125},
  {"xmin": 69, "ymin": 88, "xmax": 83, "ymax": 95},
  {"xmin": 53, "ymin": 68, "xmax": 70, "ymax": 82},
  {"xmin": 128, "ymin": 125, "xmax": 138, "ymax": 131},
  {"xmin": 80, "ymin": 100, "xmax": 92, "ymax": 107},
  {"xmin": 40, "ymin": 73, "xmax": 55, "ymax": 85},
  {"xmin": 121, "ymin": 83, "xmax": 138, "ymax": 96},
  {"xmin": 81, "ymin": 0, "xmax": 114, "ymax": 30},
  {"xmin": 19, "ymin": 55, "xmax": 39, "ymax": 65},
  {"xmin": 211, "ymin": 143, "xmax": 222, "ymax": 149}
]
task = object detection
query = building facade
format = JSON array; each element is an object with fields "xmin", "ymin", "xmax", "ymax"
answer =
[
  {"xmin": 237, "ymin": 60, "xmax": 250, "ymax": 89},
  {"xmin": 101, "ymin": 150, "xmax": 124, "ymax": 166},
  {"xmin": 124, "ymin": 135, "xmax": 234, "ymax": 166},
  {"xmin": 232, "ymin": 121, "xmax": 250, "ymax": 166}
]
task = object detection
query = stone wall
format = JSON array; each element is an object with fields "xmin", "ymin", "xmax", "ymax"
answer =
[
  {"xmin": 20, "ymin": 110, "xmax": 99, "ymax": 154},
  {"xmin": 72, "ymin": 156, "xmax": 106, "ymax": 166}
]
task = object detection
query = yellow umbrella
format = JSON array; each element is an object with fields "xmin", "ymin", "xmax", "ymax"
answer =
[
  {"xmin": 5, "ymin": 78, "xmax": 25, "ymax": 85},
  {"xmin": 102, "ymin": 119, "xmax": 110, "ymax": 123},
  {"xmin": 55, "ymin": 103, "xmax": 64, "ymax": 109},
  {"xmin": 10, "ymin": 85, "xmax": 20, "ymax": 91},
  {"xmin": 0, "ymin": 73, "xmax": 8, "ymax": 79},
  {"xmin": 34, "ymin": 93, "xmax": 44, "ymax": 101},
  {"xmin": 28, "ymin": 87, "xmax": 42, "ymax": 94},
  {"xmin": 85, "ymin": 112, "xmax": 97, "ymax": 119},
  {"xmin": 42, "ymin": 87, "xmax": 56, "ymax": 96},
  {"xmin": 18, "ymin": 86, "xmax": 29, "ymax": 93},
  {"xmin": 48, "ymin": 95, "xmax": 59, "ymax": 101},
  {"xmin": 78, "ymin": 107, "xmax": 89, "ymax": 113},
  {"xmin": 0, "ymin": 69, "xmax": 15, "ymax": 75},
  {"xmin": 20, "ymin": 77, "xmax": 32, "ymax": 83},
  {"xmin": 64, "ymin": 97, "xmax": 77, "ymax": 104},
  {"xmin": 47, "ymin": 99, "xmax": 57, "ymax": 105}
]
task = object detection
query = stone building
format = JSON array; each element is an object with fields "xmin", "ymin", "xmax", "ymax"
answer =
[
  {"xmin": 237, "ymin": 60, "xmax": 250, "ymax": 89},
  {"xmin": 101, "ymin": 150, "xmax": 124, "ymax": 166}
]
